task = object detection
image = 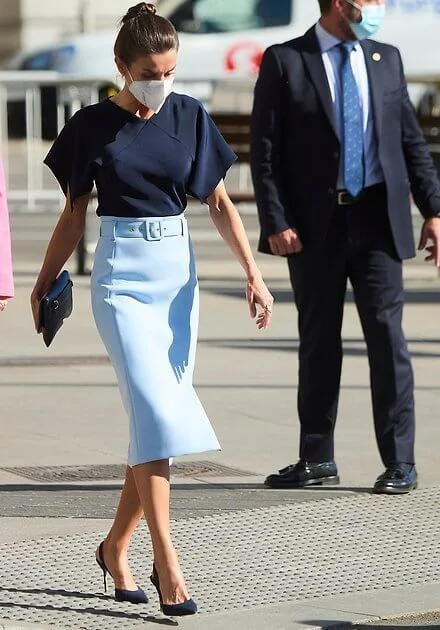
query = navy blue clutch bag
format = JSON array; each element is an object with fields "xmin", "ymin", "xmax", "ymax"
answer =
[{"xmin": 39, "ymin": 270, "xmax": 73, "ymax": 347}]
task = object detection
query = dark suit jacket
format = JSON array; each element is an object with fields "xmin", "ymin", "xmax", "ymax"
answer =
[{"xmin": 250, "ymin": 27, "xmax": 440, "ymax": 259}]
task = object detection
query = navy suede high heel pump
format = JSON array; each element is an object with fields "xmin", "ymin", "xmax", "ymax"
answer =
[
  {"xmin": 95, "ymin": 541, "xmax": 148, "ymax": 604},
  {"xmin": 150, "ymin": 564, "xmax": 197, "ymax": 616}
]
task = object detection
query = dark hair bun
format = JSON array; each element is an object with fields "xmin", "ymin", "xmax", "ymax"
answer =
[
  {"xmin": 122, "ymin": 2, "xmax": 156, "ymax": 24},
  {"xmin": 116, "ymin": 1, "xmax": 178, "ymax": 62}
]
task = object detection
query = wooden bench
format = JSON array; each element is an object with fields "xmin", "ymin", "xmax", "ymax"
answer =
[
  {"xmin": 417, "ymin": 114, "xmax": 440, "ymax": 176},
  {"xmin": 417, "ymin": 114, "xmax": 440, "ymax": 141},
  {"xmin": 211, "ymin": 112, "xmax": 254, "ymax": 204}
]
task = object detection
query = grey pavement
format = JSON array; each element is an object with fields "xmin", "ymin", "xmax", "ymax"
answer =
[{"xmin": 0, "ymin": 209, "xmax": 440, "ymax": 629}]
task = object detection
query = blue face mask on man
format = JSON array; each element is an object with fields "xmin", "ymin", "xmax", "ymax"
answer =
[{"xmin": 344, "ymin": 0, "xmax": 386, "ymax": 40}]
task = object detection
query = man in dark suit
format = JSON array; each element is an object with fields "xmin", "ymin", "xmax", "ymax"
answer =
[{"xmin": 250, "ymin": 0, "xmax": 440, "ymax": 494}]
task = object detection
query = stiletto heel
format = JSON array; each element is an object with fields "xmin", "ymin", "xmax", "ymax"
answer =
[
  {"xmin": 150, "ymin": 563, "xmax": 197, "ymax": 616},
  {"xmin": 96, "ymin": 542, "xmax": 108, "ymax": 592},
  {"xmin": 95, "ymin": 541, "xmax": 149, "ymax": 604}
]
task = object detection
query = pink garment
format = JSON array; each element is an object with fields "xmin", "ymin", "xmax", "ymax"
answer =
[{"xmin": 0, "ymin": 155, "xmax": 14, "ymax": 298}]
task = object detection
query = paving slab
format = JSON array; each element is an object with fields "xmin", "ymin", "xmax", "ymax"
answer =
[
  {"xmin": 0, "ymin": 488, "xmax": 439, "ymax": 629},
  {"xmin": 361, "ymin": 611, "xmax": 440, "ymax": 627}
]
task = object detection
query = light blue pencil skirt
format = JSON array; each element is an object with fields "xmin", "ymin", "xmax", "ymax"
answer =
[{"xmin": 91, "ymin": 215, "xmax": 221, "ymax": 467}]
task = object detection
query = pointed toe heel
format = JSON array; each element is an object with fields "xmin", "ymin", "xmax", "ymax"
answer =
[
  {"xmin": 161, "ymin": 598, "xmax": 198, "ymax": 616},
  {"xmin": 115, "ymin": 587, "xmax": 149, "ymax": 604},
  {"xmin": 150, "ymin": 564, "xmax": 197, "ymax": 616},
  {"xmin": 95, "ymin": 541, "xmax": 148, "ymax": 604}
]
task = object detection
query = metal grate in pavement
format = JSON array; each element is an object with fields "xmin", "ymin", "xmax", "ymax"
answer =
[
  {"xmin": 0, "ymin": 487, "xmax": 439, "ymax": 629},
  {"xmin": 0, "ymin": 461, "xmax": 255, "ymax": 482},
  {"xmin": 171, "ymin": 460, "xmax": 256, "ymax": 477},
  {"xmin": 0, "ymin": 464, "xmax": 126, "ymax": 482}
]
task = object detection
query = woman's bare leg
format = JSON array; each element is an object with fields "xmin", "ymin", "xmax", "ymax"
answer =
[
  {"xmin": 131, "ymin": 459, "xmax": 189, "ymax": 605},
  {"xmin": 96, "ymin": 466, "xmax": 144, "ymax": 590}
]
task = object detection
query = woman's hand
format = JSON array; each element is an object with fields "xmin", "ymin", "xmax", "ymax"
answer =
[
  {"xmin": 28, "ymin": 192, "xmax": 89, "ymax": 333},
  {"xmin": 206, "ymin": 182, "xmax": 274, "ymax": 329},
  {"xmin": 246, "ymin": 273, "xmax": 274, "ymax": 330},
  {"xmin": 30, "ymin": 285, "xmax": 48, "ymax": 333},
  {"xmin": 0, "ymin": 298, "xmax": 9, "ymax": 313}
]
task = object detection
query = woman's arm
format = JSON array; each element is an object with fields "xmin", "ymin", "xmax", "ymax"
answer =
[
  {"xmin": 30, "ymin": 192, "xmax": 90, "ymax": 330},
  {"xmin": 207, "ymin": 180, "xmax": 274, "ymax": 329}
]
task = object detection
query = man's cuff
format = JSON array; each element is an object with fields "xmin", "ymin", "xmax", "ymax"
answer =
[{"xmin": 264, "ymin": 219, "xmax": 292, "ymax": 237}]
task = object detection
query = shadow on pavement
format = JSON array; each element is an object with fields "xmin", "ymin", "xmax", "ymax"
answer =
[
  {"xmin": 205, "ymin": 286, "xmax": 440, "ymax": 305},
  {"xmin": 301, "ymin": 621, "xmax": 440, "ymax": 629},
  {"xmin": 0, "ymin": 483, "xmax": 123, "ymax": 492},
  {"xmin": 199, "ymin": 337, "xmax": 440, "ymax": 359},
  {"xmin": 0, "ymin": 482, "xmax": 369, "ymax": 494},
  {"xmin": 0, "ymin": 600, "xmax": 177, "ymax": 626},
  {"xmin": 0, "ymin": 381, "xmax": 439, "ymax": 391},
  {"xmin": 0, "ymin": 585, "xmax": 110, "ymax": 601}
]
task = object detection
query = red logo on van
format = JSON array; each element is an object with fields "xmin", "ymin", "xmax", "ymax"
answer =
[{"xmin": 224, "ymin": 42, "xmax": 264, "ymax": 74}]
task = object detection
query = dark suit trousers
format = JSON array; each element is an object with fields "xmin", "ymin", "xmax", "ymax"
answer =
[{"xmin": 287, "ymin": 187, "xmax": 415, "ymax": 467}]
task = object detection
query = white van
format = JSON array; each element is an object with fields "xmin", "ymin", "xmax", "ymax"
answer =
[{"xmin": 6, "ymin": 0, "xmax": 440, "ymax": 106}]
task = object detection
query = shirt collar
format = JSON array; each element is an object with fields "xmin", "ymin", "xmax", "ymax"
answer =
[{"xmin": 315, "ymin": 21, "xmax": 360, "ymax": 53}]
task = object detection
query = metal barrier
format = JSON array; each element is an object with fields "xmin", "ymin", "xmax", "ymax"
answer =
[
  {"xmin": 0, "ymin": 71, "xmax": 119, "ymax": 212},
  {"xmin": 0, "ymin": 72, "xmax": 121, "ymax": 274}
]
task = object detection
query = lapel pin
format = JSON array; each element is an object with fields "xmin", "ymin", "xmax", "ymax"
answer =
[{"xmin": 372, "ymin": 52, "xmax": 381, "ymax": 62}]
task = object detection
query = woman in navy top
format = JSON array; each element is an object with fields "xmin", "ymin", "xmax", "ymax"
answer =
[{"xmin": 31, "ymin": 2, "xmax": 273, "ymax": 616}]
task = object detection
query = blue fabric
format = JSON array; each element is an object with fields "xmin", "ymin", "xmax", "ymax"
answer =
[
  {"xmin": 44, "ymin": 94, "xmax": 237, "ymax": 217},
  {"xmin": 339, "ymin": 42, "xmax": 364, "ymax": 197},
  {"xmin": 318, "ymin": 26, "xmax": 383, "ymax": 190},
  {"xmin": 91, "ymin": 215, "xmax": 221, "ymax": 466}
]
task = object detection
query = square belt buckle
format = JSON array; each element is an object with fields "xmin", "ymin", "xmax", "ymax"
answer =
[
  {"xmin": 337, "ymin": 191, "xmax": 354, "ymax": 205},
  {"xmin": 146, "ymin": 220, "xmax": 163, "ymax": 241}
]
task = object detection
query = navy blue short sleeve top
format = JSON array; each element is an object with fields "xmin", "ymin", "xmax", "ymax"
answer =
[{"xmin": 43, "ymin": 93, "xmax": 237, "ymax": 217}]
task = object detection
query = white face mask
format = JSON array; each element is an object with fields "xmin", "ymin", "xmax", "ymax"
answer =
[{"xmin": 127, "ymin": 71, "xmax": 174, "ymax": 112}]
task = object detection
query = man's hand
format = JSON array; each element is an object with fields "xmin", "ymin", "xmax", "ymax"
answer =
[
  {"xmin": 268, "ymin": 228, "xmax": 303, "ymax": 256},
  {"xmin": 418, "ymin": 217, "xmax": 440, "ymax": 267}
]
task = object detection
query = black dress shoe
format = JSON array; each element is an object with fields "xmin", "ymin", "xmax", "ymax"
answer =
[
  {"xmin": 264, "ymin": 459, "xmax": 340, "ymax": 489},
  {"xmin": 373, "ymin": 464, "xmax": 418, "ymax": 495}
]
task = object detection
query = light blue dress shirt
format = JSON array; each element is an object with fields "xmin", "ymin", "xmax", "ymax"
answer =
[{"xmin": 315, "ymin": 21, "xmax": 384, "ymax": 189}]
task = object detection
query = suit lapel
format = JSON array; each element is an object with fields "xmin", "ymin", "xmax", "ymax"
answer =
[
  {"xmin": 300, "ymin": 27, "xmax": 340, "ymax": 141},
  {"xmin": 360, "ymin": 39, "xmax": 384, "ymax": 141}
]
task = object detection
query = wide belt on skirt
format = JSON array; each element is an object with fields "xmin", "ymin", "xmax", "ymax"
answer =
[{"xmin": 100, "ymin": 217, "xmax": 185, "ymax": 241}]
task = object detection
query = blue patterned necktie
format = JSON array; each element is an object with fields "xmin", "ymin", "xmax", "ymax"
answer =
[{"xmin": 339, "ymin": 41, "xmax": 364, "ymax": 197}]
